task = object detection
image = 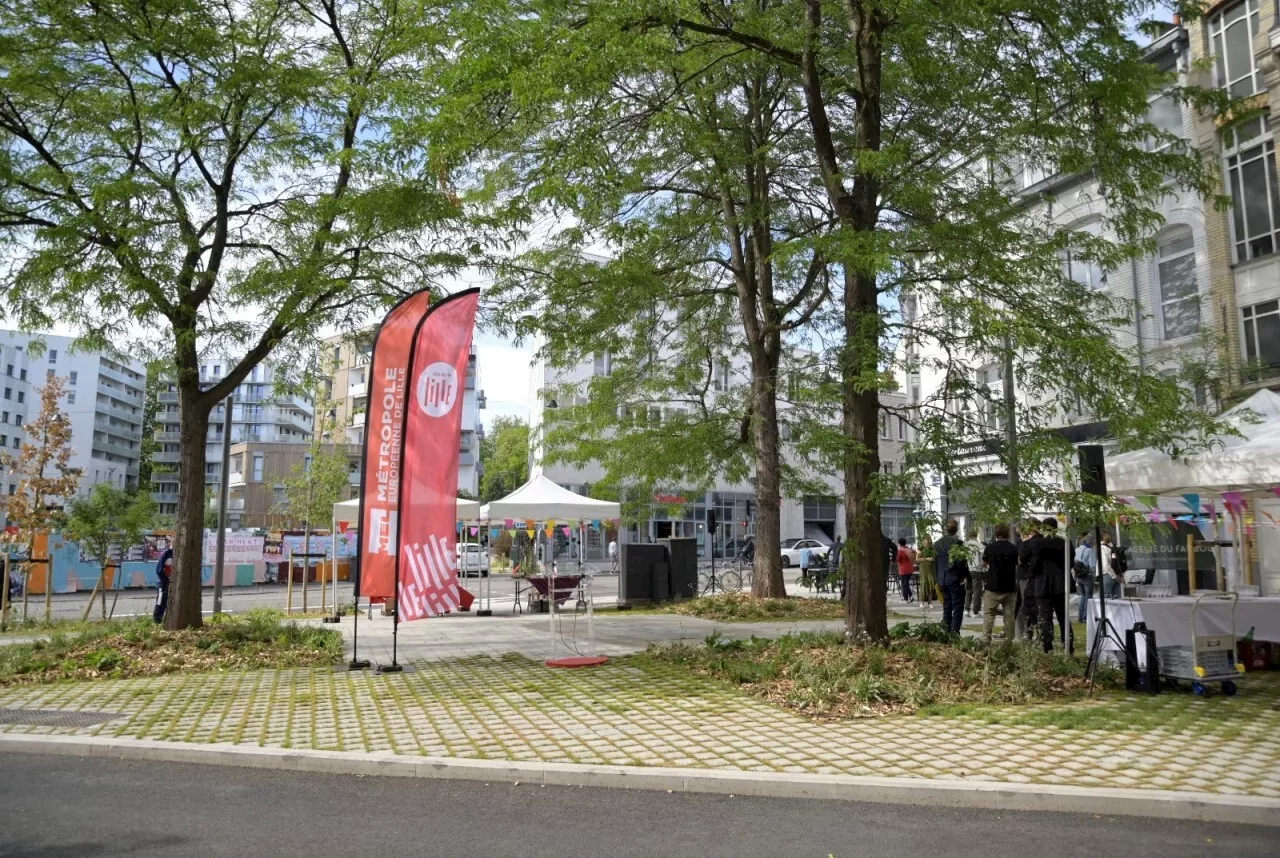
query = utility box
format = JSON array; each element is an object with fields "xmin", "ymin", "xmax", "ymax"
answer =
[
  {"xmin": 659, "ymin": 537, "xmax": 698, "ymax": 599},
  {"xmin": 619, "ymin": 543, "xmax": 668, "ymax": 605}
]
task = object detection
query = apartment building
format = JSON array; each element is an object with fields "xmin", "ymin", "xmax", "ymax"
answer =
[
  {"xmin": 900, "ymin": 11, "xmax": 1280, "ymax": 534},
  {"xmin": 151, "ymin": 360, "xmax": 314, "ymax": 517},
  {"xmin": 1186, "ymin": 0, "xmax": 1280, "ymax": 390},
  {"xmin": 529, "ymin": 345, "xmax": 916, "ymax": 560},
  {"xmin": 0, "ymin": 331, "xmax": 146, "ymax": 501},
  {"xmin": 222, "ymin": 442, "xmax": 363, "ymax": 530},
  {"xmin": 322, "ymin": 331, "xmax": 487, "ymax": 498}
]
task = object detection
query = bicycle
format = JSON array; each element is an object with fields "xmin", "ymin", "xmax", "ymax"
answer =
[{"xmin": 697, "ymin": 562, "xmax": 742, "ymax": 595}]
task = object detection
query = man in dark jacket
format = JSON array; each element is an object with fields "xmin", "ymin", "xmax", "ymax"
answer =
[
  {"xmin": 1031, "ymin": 517, "xmax": 1072, "ymax": 654},
  {"xmin": 1015, "ymin": 520, "xmax": 1040, "ymax": 641},
  {"xmin": 932, "ymin": 519, "xmax": 969, "ymax": 635},
  {"xmin": 981, "ymin": 523, "xmax": 1019, "ymax": 644},
  {"xmin": 153, "ymin": 547, "xmax": 173, "ymax": 624}
]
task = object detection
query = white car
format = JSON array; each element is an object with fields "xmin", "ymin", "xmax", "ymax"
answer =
[
  {"xmin": 455, "ymin": 543, "xmax": 490, "ymax": 577},
  {"xmin": 779, "ymin": 538, "xmax": 829, "ymax": 568}
]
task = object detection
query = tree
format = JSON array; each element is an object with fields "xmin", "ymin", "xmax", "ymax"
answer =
[
  {"xmin": 441, "ymin": 0, "xmax": 1233, "ymax": 636},
  {"xmin": 137, "ymin": 362, "xmax": 164, "ymax": 491},
  {"xmin": 444, "ymin": 5, "xmax": 835, "ymax": 595},
  {"xmin": 479, "ymin": 416, "xmax": 530, "ymax": 503},
  {"xmin": 0, "ymin": 375, "xmax": 82, "ymax": 624},
  {"xmin": 0, "ymin": 0, "xmax": 473, "ymax": 628},
  {"xmin": 64, "ymin": 485, "xmax": 158, "ymax": 621},
  {"xmin": 276, "ymin": 383, "xmax": 349, "ymax": 576}
]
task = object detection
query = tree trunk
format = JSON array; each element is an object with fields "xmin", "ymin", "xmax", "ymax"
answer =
[
  {"xmin": 750, "ymin": 353, "xmax": 785, "ymax": 597},
  {"xmin": 42, "ymin": 537, "xmax": 52, "ymax": 622},
  {"xmin": 842, "ymin": 271, "xmax": 888, "ymax": 641},
  {"xmin": 167, "ymin": 386, "xmax": 210, "ymax": 630}
]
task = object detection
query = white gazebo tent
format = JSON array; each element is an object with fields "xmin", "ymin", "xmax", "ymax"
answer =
[
  {"xmin": 1107, "ymin": 389, "xmax": 1280, "ymax": 593},
  {"xmin": 482, "ymin": 475, "xmax": 621, "ymax": 664}
]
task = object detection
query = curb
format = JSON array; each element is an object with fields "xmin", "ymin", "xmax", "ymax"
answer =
[{"xmin": 1, "ymin": 733, "xmax": 1276, "ymax": 827}]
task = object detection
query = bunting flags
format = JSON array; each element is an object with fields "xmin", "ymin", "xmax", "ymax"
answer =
[{"xmin": 1181, "ymin": 493, "xmax": 1201, "ymax": 516}]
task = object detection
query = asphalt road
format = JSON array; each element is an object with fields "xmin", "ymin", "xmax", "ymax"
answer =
[{"xmin": 0, "ymin": 754, "xmax": 1272, "ymax": 857}]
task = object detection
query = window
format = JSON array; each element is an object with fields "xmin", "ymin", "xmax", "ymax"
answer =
[
  {"xmin": 1156, "ymin": 226, "xmax": 1200, "ymax": 340},
  {"xmin": 1211, "ymin": 0, "xmax": 1262, "ymax": 98},
  {"xmin": 252, "ymin": 453, "xmax": 264, "ymax": 481},
  {"xmin": 1063, "ymin": 223, "xmax": 1106, "ymax": 290},
  {"xmin": 2, "ymin": 388, "xmax": 9, "ymax": 400},
  {"xmin": 713, "ymin": 362, "xmax": 730, "ymax": 392},
  {"xmin": 18, "ymin": 369, "xmax": 25, "ymax": 380},
  {"xmin": 4, "ymin": 365, "xmax": 10, "ymax": 376},
  {"xmin": 13, "ymin": 415, "xmax": 20, "ymax": 427},
  {"xmin": 47, "ymin": 349, "xmax": 56, "ymax": 364},
  {"xmin": 68, "ymin": 371, "xmax": 77, "ymax": 386},
  {"xmin": 1226, "ymin": 125, "xmax": 1280, "ymax": 262},
  {"xmin": 67, "ymin": 391, "xmax": 76, "ymax": 405},
  {"xmin": 592, "ymin": 352, "xmax": 611, "ymax": 377},
  {"xmin": 1145, "ymin": 92, "xmax": 1183, "ymax": 154},
  {"xmin": 16, "ymin": 391, "xmax": 23, "ymax": 403},
  {"xmin": 0, "ymin": 412, "xmax": 5, "ymax": 424},
  {"xmin": 213, "ymin": 364, "xmax": 221, "ymax": 377},
  {"xmin": 10, "ymin": 437, "xmax": 17, "ymax": 449},
  {"xmin": 200, "ymin": 364, "xmax": 207, "ymax": 378},
  {"xmin": 0, "ymin": 435, "xmax": 6, "ymax": 446},
  {"xmin": 1242, "ymin": 301, "xmax": 1280, "ymax": 379},
  {"xmin": 883, "ymin": 461, "xmax": 894, "ymax": 475},
  {"xmin": 879, "ymin": 413, "xmax": 890, "ymax": 439},
  {"xmin": 897, "ymin": 417, "xmax": 907, "ymax": 441}
]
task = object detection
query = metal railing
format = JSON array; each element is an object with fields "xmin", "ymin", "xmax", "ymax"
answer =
[
  {"xmin": 92, "ymin": 439, "xmax": 140, "ymax": 459},
  {"xmin": 150, "ymin": 450, "xmax": 182, "ymax": 464},
  {"xmin": 95, "ymin": 417, "xmax": 142, "ymax": 440},
  {"xmin": 152, "ymin": 491, "xmax": 179, "ymax": 504}
]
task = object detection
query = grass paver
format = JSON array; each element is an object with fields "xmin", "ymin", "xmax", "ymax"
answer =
[{"xmin": 0, "ymin": 652, "xmax": 1276, "ymax": 797}]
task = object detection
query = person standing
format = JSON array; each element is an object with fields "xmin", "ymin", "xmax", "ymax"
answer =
[
  {"xmin": 981, "ymin": 524, "xmax": 1019, "ymax": 644},
  {"xmin": 1073, "ymin": 532, "xmax": 1097, "ymax": 623},
  {"xmin": 1031, "ymin": 517, "xmax": 1072, "ymax": 654},
  {"xmin": 895, "ymin": 537, "xmax": 916, "ymax": 602},
  {"xmin": 153, "ymin": 548, "xmax": 173, "ymax": 624},
  {"xmin": 1099, "ymin": 531, "xmax": 1122, "ymax": 599},
  {"xmin": 1015, "ymin": 520, "xmax": 1040, "ymax": 641},
  {"xmin": 933, "ymin": 519, "xmax": 969, "ymax": 635},
  {"xmin": 918, "ymin": 536, "xmax": 937, "ymax": 607},
  {"xmin": 608, "ymin": 538, "xmax": 618, "ymax": 573},
  {"xmin": 965, "ymin": 528, "xmax": 985, "ymax": 617},
  {"xmin": 830, "ymin": 535, "xmax": 844, "ymax": 572}
]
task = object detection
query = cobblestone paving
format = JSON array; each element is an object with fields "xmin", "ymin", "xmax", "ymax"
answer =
[{"xmin": 1, "ymin": 656, "xmax": 1277, "ymax": 797}]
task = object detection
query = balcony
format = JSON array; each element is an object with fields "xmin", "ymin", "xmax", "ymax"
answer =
[
  {"xmin": 92, "ymin": 439, "xmax": 140, "ymax": 459},
  {"xmin": 97, "ymin": 362, "xmax": 144, "ymax": 391},
  {"xmin": 228, "ymin": 471, "xmax": 246, "ymax": 488},
  {"xmin": 348, "ymin": 471, "xmax": 361, "ymax": 486},
  {"xmin": 348, "ymin": 381, "xmax": 367, "ymax": 399},
  {"xmin": 350, "ymin": 410, "xmax": 365, "ymax": 428},
  {"xmin": 96, "ymin": 402, "xmax": 143, "ymax": 424},
  {"xmin": 227, "ymin": 498, "xmax": 245, "ymax": 511},
  {"xmin": 95, "ymin": 417, "xmax": 142, "ymax": 441},
  {"xmin": 158, "ymin": 390, "xmax": 179, "ymax": 403},
  {"xmin": 151, "ymin": 450, "xmax": 182, "ymax": 464},
  {"xmin": 154, "ymin": 431, "xmax": 182, "ymax": 442},
  {"xmin": 458, "ymin": 451, "xmax": 476, "ymax": 466},
  {"xmin": 152, "ymin": 491, "xmax": 179, "ymax": 505}
]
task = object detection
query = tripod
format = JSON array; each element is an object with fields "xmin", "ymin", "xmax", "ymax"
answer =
[{"xmin": 1085, "ymin": 524, "xmax": 1128, "ymax": 694}]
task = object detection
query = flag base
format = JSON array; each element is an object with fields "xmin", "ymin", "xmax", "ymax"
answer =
[
  {"xmin": 337, "ymin": 659, "xmax": 371, "ymax": 672},
  {"xmin": 375, "ymin": 662, "xmax": 414, "ymax": 674},
  {"xmin": 476, "ymin": 609, "xmax": 493, "ymax": 617},
  {"xmin": 545, "ymin": 656, "xmax": 609, "ymax": 669},
  {"xmin": 322, "ymin": 616, "xmax": 341, "ymax": 624}
]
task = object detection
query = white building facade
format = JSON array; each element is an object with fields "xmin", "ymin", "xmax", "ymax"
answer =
[
  {"xmin": 530, "ymin": 346, "xmax": 915, "ymax": 560},
  {"xmin": 0, "ymin": 331, "xmax": 146, "ymax": 503}
]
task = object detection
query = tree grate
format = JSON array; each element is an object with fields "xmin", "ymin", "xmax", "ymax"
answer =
[{"xmin": 0, "ymin": 709, "xmax": 121, "ymax": 728}]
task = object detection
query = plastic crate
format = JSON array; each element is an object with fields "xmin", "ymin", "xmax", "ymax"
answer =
[{"xmin": 1159, "ymin": 645, "xmax": 1235, "ymax": 678}]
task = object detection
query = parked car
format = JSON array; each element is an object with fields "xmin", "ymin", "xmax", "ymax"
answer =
[
  {"xmin": 455, "ymin": 543, "xmax": 490, "ymax": 577},
  {"xmin": 779, "ymin": 538, "xmax": 828, "ymax": 568}
]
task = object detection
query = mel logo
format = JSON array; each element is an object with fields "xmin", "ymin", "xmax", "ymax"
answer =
[{"xmin": 416, "ymin": 362, "xmax": 459, "ymax": 418}]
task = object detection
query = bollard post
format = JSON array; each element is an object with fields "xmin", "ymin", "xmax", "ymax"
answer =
[{"xmin": 286, "ymin": 549, "xmax": 295, "ymax": 615}]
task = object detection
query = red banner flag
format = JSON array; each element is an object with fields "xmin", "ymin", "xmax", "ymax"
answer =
[
  {"xmin": 358, "ymin": 287, "xmax": 433, "ymax": 600},
  {"xmin": 397, "ymin": 289, "xmax": 480, "ymax": 621}
]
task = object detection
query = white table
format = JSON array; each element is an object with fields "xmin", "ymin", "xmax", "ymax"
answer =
[{"xmin": 1086, "ymin": 596, "xmax": 1280, "ymax": 665}]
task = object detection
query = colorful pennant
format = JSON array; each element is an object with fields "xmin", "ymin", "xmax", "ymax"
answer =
[{"xmin": 1181, "ymin": 493, "xmax": 1201, "ymax": 516}]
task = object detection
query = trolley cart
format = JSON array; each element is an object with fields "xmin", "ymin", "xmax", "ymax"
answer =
[{"xmin": 1158, "ymin": 592, "xmax": 1246, "ymax": 697}]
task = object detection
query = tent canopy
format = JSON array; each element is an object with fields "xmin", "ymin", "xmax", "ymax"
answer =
[
  {"xmin": 1107, "ymin": 389, "xmax": 1280, "ymax": 496},
  {"xmin": 332, "ymin": 496, "xmax": 481, "ymax": 524},
  {"xmin": 481, "ymin": 474, "xmax": 620, "ymax": 522}
]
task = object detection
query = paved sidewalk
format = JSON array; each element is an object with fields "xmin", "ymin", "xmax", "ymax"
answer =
[{"xmin": 1, "ymin": 642, "xmax": 1277, "ymax": 799}]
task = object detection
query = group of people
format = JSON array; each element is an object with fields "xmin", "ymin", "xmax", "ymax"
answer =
[{"xmin": 891, "ymin": 517, "xmax": 1125, "ymax": 653}]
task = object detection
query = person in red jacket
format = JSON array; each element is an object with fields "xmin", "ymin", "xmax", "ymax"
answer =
[{"xmin": 895, "ymin": 538, "xmax": 916, "ymax": 602}]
